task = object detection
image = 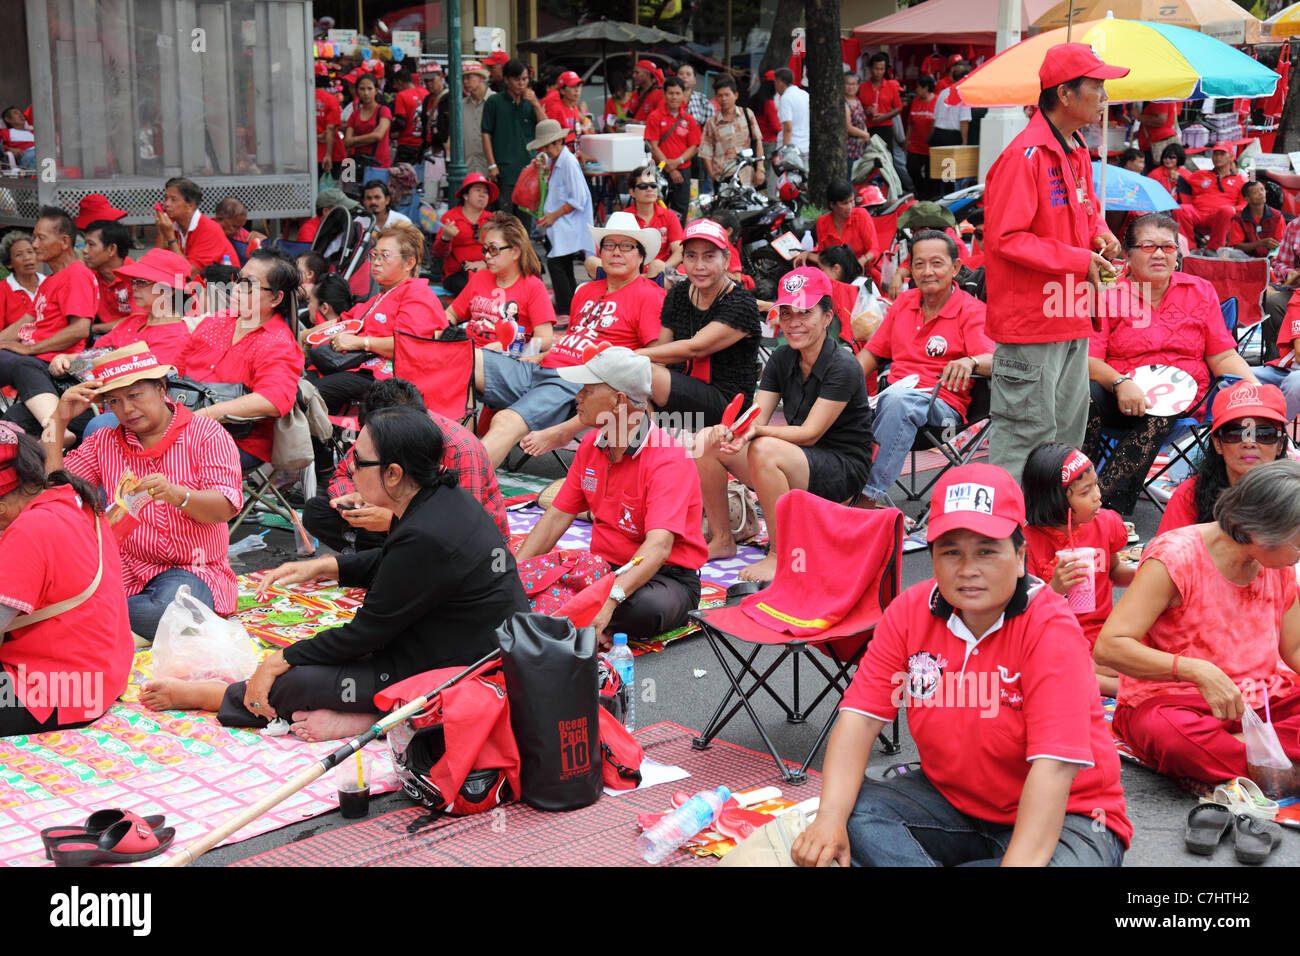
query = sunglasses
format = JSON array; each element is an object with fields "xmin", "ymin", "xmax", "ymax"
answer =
[
  {"xmin": 481, "ymin": 243, "xmax": 514, "ymax": 259},
  {"xmin": 1131, "ymin": 241, "xmax": 1178, "ymax": 255},
  {"xmin": 1216, "ymin": 423, "xmax": 1283, "ymax": 444},
  {"xmin": 631, "ymin": 182, "xmax": 658, "ymax": 191}
]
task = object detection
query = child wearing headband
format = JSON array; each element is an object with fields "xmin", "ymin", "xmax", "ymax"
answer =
[{"xmin": 1021, "ymin": 443, "xmax": 1134, "ymax": 696}]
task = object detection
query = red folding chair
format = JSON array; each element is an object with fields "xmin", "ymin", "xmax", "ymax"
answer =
[
  {"xmin": 1181, "ymin": 254, "xmax": 1269, "ymax": 358},
  {"xmin": 392, "ymin": 330, "xmax": 476, "ymax": 425},
  {"xmin": 689, "ymin": 492, "xmax": 905, "ymax": 783}
]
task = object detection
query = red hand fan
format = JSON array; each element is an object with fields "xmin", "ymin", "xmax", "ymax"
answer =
[
  {"xmin": 730, "ymin": 403, "xmax": 762, "ymax": 436},
  {"xmin": 305, "ymin": 319, "xmax": 363, "ymax": 347},
  {"xmin": 494, "ymin": 319, "xmax": 517, "ymax": 349},
  {"xmin": 719, "ymin": 393, "xmax": 745, "ymax": 429}
]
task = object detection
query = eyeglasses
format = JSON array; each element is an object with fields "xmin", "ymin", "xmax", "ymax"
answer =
[
  {"xmin": 235, "ymin": 277, "xmax": 274, "ymax": 293},
  {"xmin": 481, "ymin": 244, "xmax": 514, "ymax": 259},
  {"xmin": 1216, "ymin": 423, "xmax": 1283, "ymax": 445},
  {"xmin": 631, "ymin": 182, "xmax": 658, "ymax": 191},
  {"xmin": 601, "ymin": 240, "xmax": 639, "ymax": 253},
  {"xmin": 346, "ymin": 455, "xmax": 382, "ymax": 478},
  {"xmin": 1131, "ymin": 242, "xmax": 1178, "ymax": 255},
  {"xmin": 369, "ymin": 250, "xmax": 402, "ymax": 263},
  {"xmin": 129, "ymin": 278, "xmax": 155, "ymax": 288}
]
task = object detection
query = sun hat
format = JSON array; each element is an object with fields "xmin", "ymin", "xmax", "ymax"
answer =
[
  {"xmin": 927, "ymin": 463, "xmax": 1025, "ymax": 543},
  {"xmin": 462, "ymin": 59, "xmax": 489, "ymax": 78},
  {"xmin": 114, "ymin": 248, "xmax": 192, "ymax": 292},
  {"xmin": 556, "ymin": 345, "xmax": 653, "ymax": 405},
  {"xmin": 527, "ymin": 119, "xmax": 567, "ymax": 151},
  {"xmin": 455, "ymin": 171, "xmax": 499, "ymax": 204},
  {"xmin": 75, "ymin": 194, "xmax": 128, "ymax": 230},
  {"xmin": 90, "ymin": 343, "xmax": 175, "ymax": 395},
  {"xmin": 1038, "ymin": 42, "xmax": 1129, "ymax": 90},
  {"xmin": 589, "ymin": 210, "xmax": 661, "ymax": 263}
]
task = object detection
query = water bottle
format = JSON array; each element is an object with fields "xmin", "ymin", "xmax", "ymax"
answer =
[
  {"xmin": 636, "ymin": 786, "xmax": 731, "ymax": 864},
  {"xmin": 509, "ymin": 335, "xmax": 526, "ymax": 357},
  {"xmin": 221, "ymin": 254, "xmax": 231, "ymax": 265},
  {"xmin": 607, "ymin": 633, "xmax": 635, "ymax": 731}
]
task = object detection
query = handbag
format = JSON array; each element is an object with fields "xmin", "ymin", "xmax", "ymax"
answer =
[
  {"xmin": 516, "ymin": 548, "xmax": 610, "ymax": 616},
  {"xmin": 167, "ymin": 378, "xmax": 253, "ymax": 437},
  {"xmin": 702, "ymin": 479, "xmax": 762, "ymax": 543},
  {"xmin": 307, "ymin": 341, "xmax": 372, "ymax": 373}
]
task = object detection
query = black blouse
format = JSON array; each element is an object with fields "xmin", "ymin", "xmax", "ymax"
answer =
[{"xmin": 660, "ymin": 279, "xmax": 761, "ymax": 401}]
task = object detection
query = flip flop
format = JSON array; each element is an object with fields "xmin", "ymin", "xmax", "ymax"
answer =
[
  {"xmin": 1233, "ymin": 814, "xmax": 1283, "ymax": 864},
  {"xmin": 1184, "ymin": 803, "xmax": 1231, "ymax": 856},
  {"xmin": 50, "ymin": 818, "xmax": 176, "ymax": 867},
  {"xmin": 40, "ymin": 810, "xmax": 166, "ymax": 860}
]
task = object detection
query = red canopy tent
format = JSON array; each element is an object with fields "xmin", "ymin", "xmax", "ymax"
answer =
[{"xmin": 852, "ymin": 0, "xmax": 1060, "ymax": 45}]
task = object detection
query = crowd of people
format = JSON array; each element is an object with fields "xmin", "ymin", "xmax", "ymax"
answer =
[{"xmin": 3, "ymin": 32, "xmax": 1300, "ymax": 870}]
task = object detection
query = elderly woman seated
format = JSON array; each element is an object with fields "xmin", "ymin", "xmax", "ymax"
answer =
[
  {"xmin": 1157, "ymin": 381, "xmax": 1290, "ymax": 536},
  {"xmin": 44, "ymin": 344, "xmax": 241, "ymax": 642},
  {"xmin": 1096, "ymin": 459, "xmax": 1300, "ymax": 784},
  {"xmin": 1082, "ymin": 212, "xmax": 1257, "ymax": 515},
  {"xmin": 141, "ymin": 406, "xmax": 530, "ymax": 742}
]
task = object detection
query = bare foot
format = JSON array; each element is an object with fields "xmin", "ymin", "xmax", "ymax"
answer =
[
  {"xmin": 850, "ymin": 494, "xmax": 879, "ymax": 510},
  {"xmin": 738, "ymin": 553, "xmax": 778, "ymax": 583},
  {"xmin": 520, "ymin": 424, "xmax": 565, "ymax": 456},
  {"xmin": 707, "ymin": 533, "xmax": 738, "ymax": 561},
  {"xmin": 290, "ymin": 709, "xmax": 377, "ymax": 742},
  {"xmin": 140, "ymin": 678, "xmax": 227, "ymax": 712}
]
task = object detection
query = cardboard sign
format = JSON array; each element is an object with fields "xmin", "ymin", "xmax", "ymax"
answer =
[
  {"xmin": 391, "ymin": 31, "xmax": 421, "ymax": 56},
  {"xmin": 771, "ymin": 232, "xmax": 802, "ymax": 262},
  {"xmin": 327, "ymin": 29, "xmax": 359, "ymax": 54}
]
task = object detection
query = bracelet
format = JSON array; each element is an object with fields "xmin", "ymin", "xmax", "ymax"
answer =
[
  {"xmin": 178, "ymin": 489, "xmax": 191, "ymax": 511},
  {"xmin": 488, "ymin": 163, "xmax": 498, "ymax": 170},
  {"xmin": 363, "ymin": 337, "xmax": 370, "ymax": 351},
  {"xmin": 1172, "ymin": 654, "xmax": 1180, "ymax": 681}
]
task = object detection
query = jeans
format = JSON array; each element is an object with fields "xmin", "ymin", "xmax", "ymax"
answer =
[
  {"xmin": 1255, "ymin": 365, "xmax": 1300, "ymax": 421},
  {"xmin": 846, "ymin": 769, "xmax": 1125, "ymax": 867},
  {"xmin": 862, "ymin": 384, "xmax": 958, "ymax": 501},
  {"xmin": 128, "ymin": 568, "xmax": 215, "ymax": 642}
]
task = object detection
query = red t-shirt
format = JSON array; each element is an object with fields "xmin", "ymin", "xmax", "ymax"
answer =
[
  {"xmin": 907, "ymin": 95, "xmax": 937, "ymax": 156},
  {"xmin": 1023, "ymin": 509, "xmax": 1129, "ymax": 648},
  {"xmin": 347, "ymin": 104, "xmax": 392, "ymax": 168},
  {"xmin": 866, "ymin": 287, "xmax": 995, "ymax": 417},
  {"xmin": 24, "ymin": 260, "xmax": 98, "ymax": 360},
  {"xmin": 1136, "ymin": 102, "xmax": 1180, "ymax": 151},
  {"xmin": 430, "ymin": 205, "xmax": 489, "ymax": 276},
  {"xmin": 625, "ymin": 203, "xmax": 683, "ymax": 263},
  {"xmin": 177, "ymin": 212, "xmax": 240, "ymax": 277},
  {"xmin": 1157, "ymin": 477, "xmax": 1200, "ymax": 537},
  {"xmin": 814, "ymin": 207, "xmax": 882, "ymax": 265},
  {"xmin": 840, "ymin": 579, "xmax": 1132, "ymax": 847},
  {"xmin": 96, "ymin": 314, "xmax": 191, "ymax": 369},
  {"xmin": 339, "ymin": 278, "xmax": 448, "ymax": 380},
  {"xmin": 394, "ymin": 87, "xmax": 427, "ymax": 149},
  {"xmin": 2, "ymin": 273, "xmax": 41, "ymax": 328},
  {"xmin": 858, "ymin": 78, "xmax": 902, "ymax": 129},
  {"xmin": 315, "ymin": 89, "xmax": 343, "ymax": 163},
  {"xmin": 450, "ymin": 271, "xmax": 556, "ymax": 348},
  {"xmin": 0, "ymin": 485, "xmax": 132, "ymax": 724},
  {"xmin": 542, "ymin": 277, "xmax": 664, "ymax": 369},
  {"xmin": 546, "ymin": 98, "xmax": 585, "ymax": 142},
  {"xmin": 1178, "ymin": 169, "xmax": 1245, "ymax": 216},
  {"xmin": 296, "ymin": 217, "xmax": 321, "ymax": 243},
  {"xmin": 553, "ymin": 424, "xmax": 708, "ymax": 570},
  {"xmin": 643, "ymin": 106, "xmax": 701, "ymax": 162},
  {"xmin": 176, "ymin": 310, "xmax": 304, "ymax": 463},
  {"xmin": 1147, "ymin": 165, "xmax": 1181, "ymax": 198}
]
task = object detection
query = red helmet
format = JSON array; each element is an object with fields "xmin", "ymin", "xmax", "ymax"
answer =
[
  {"xmin": 779, "ymin": 180, "xmax": 801, "ymax": 202},
  {"xmin": 858, "ymin": 184, "xmax": 886, "ymax": 205}
]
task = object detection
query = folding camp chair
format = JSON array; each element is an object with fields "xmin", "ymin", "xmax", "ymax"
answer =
[
  {"xmin": 1182, "ymin": 255, "xmax": 1269, "ymax": 362},
  {"xmin": 689, "ymin": 493, "xmax": 905, "ymax": 783},
  {"xmin": 392, "ymin": 329, "xmax": 477, "ymax": 426}
]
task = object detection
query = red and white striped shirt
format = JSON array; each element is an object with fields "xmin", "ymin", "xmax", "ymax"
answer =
[{"xmin": 64, "ymin": 405, "xmax": 243, "ymax": 613}]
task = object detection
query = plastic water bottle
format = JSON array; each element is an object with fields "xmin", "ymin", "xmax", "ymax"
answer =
[
  {"xmin": 221, "ymin": 254, "xmax": 231, "ymax": 265},
  {"xmin": 636, "ymin": 787, "xmax": 731, "ymax": 864},
  {"xmin": 509, "ymin": 336, "xmax": 526, "ymax": 357},
  {"xmin": 608, "ymin": 633, "xmax": 635, "ymax": 731}
]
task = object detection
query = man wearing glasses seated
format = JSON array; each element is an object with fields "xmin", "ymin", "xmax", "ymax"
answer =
[{"xmin": 584, "ymin": 166, "xmax": 683, "ymax": 282}]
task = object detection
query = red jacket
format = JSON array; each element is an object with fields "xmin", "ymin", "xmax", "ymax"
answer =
[{"xmin": 983, "ymin": 110, "xmax": 1110, "ymax": 344}]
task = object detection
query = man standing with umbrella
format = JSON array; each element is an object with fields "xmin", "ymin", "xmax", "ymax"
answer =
[{"xmin": 984, "ymin": 43, "xmax": 1126, "ymax": 485}]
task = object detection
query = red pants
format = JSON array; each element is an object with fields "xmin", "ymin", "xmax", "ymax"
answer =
[
  {"xmin": 1178, "ymin": 203, "xmax": 1236, "ymax": 250},
  {"xmin": 1114, "ymin": 689, "xmax": 1300, "ymax": 783}
]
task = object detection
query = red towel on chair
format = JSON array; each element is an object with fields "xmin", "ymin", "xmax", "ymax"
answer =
[{"xmin": 740, "ymin": 490, "xmax": 903, "ymax": 637}]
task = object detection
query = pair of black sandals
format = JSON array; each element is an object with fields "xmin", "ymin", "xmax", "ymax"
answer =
[{"xmin": 1184, "ymin": 803, "xmax": 1283, "ymax": 864}]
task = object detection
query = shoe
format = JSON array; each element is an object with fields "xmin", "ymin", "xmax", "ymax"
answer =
[
  {"xmin": 1233, "ymin": 813, "xmax": 1283, "ymax": 864},
  {"xmin": 1184, "ymin": 803, "xmax": 1232, "ymax": 855},
  {"xmin": 50, "ymin": 818, "xmax": 176, "ymax": 867},
  {"xmin": 1123, "ymin": 521, "xmax": 1140, "ymax": 544},
  {"xmin": 41, "ymin": 810, "xmax": 166, "ymax": 860},
  {"xmin": 1203, "ymin": 777, "xmax": 1280, "ymax": 820}
]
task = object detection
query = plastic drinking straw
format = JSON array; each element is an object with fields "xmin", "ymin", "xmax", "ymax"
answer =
[
  {"xmin": 1264, "ymin": 688, "xmax": 1272, "ymax": 727},
  {"xmin": 355, "ymin": 750, "xmax": 364, "ymax": 790}
]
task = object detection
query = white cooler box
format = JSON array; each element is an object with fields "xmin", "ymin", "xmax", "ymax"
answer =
[{"xmin": 583, "ymin": 133, "xmax": 647, "ymax": 172}]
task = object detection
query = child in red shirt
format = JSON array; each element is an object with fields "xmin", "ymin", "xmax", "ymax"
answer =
[{"xmin": 1021, "ymin": 443, "xmax": 1134, "ymax": 696}]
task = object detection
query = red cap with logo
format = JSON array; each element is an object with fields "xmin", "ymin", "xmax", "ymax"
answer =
[
  {"xmin": 1212, "ymin": 140, "xmax": 1236, "ymax": 155},
  {"xmin": 774, "ymin": 267, "xmax": 832, "ymax": 311},
  {"xmin": 1211, "ymin": 381, "xmax": 1287, "ymax": 429},
  {"xmin": 75, "ymin": 194, "xmax": 128, "ymax": 230},
  {"xmin": 1038, "ymin": 42, "xmax": 1129, "ymax": 90},
  {"xmin": 482, "ymin": 50, "xmax": 509, "ymax": 67},
  {"xmin": 681, "ymin": 218, "xmax": 730, "ymax": 251},
  {"xmin": 927, "ymin": 463, "xmax": 1025, "ymax": 542},
  {"xmin": 557, "ymin": 70, "xmax": 582, "ymax": 87}
]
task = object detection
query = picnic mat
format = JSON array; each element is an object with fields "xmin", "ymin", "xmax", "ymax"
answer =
[{"xmin": 232, "ymin": 721, "xmax": 822, "ymax": 867}]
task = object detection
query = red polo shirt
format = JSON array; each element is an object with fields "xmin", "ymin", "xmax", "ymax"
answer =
[
  {"xmin": 866, "ymin": 286, "xmax": 995, "ymax": 417},
  {"xmin": 0, "ymin": 485, "xmax": 132, "ymax": 724},
  {"xmin": 554, "ymin": 424, "xmax": 708, "ymax": 571},
  {"xmin": 338, "ymin": 278, "xmax": 448, "ymax": 380},
  {"xmin": 858, "ymin": 78, "xmax": 902, "ymax": 129},
  {"xmin": 315, "ymin": 89, "xmax": 343, "ymax": 163},
  {"xmin": 96, "ymin": 314, "xmax": 191, "ymax": 368},
  {"xmin": 545, "ymin": 98, "xmax": 585, "ymax": 142},
  {"xmin": 2, "ymin": 273, "xmax": 42, "ymax": 328},
  {"xmin": 543, "ymin": 276, "xmax": 664, "ymax": 369},
  {"xmin": 176, "ymin": 310, "xmax": 304, "ymax": 463},
  {"xmin": 24, "ymin": 260, "xmax": 98, "ymax": 360},
  {"xmin": 175, "ymin": 211, "xmax": 240, "ymax": 277},
  {"xmin": 840, "ymin": 579, "xmax": 1132, "ymax": 847},
  {"xmin": 1177, "ymin": 168, "xmax": 1245, "ymax": 216},
  {"xmin": 96, "ymin": 257, "xmax": 137, "ymax": 327},
  {"xmin": 643, "ymin": 106, "xmax": 701, "ymax": 162},
  {"xmin": 625, "ymin": 203, "xmax": 683, "ymax": 263},
  {"xmin": 814, "ymin": 207, "xmax": 882, "ymax": 264}
]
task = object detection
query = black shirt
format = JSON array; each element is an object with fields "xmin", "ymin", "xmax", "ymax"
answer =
[
  {"xmin": 757, "ymin": 332, "xmax": 873, "ymax": 468},
  {"xmin": 283, "ymin": 483, "xmax": 529, "ymax": 683},
  {"xmin": 660, "ymin": 279, "xmax": 761, "ymax": 401}
]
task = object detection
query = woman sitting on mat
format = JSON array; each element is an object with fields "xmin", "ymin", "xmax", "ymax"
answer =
[
  {"xmin": 792, "ymin": 464, "xmax": 1131, "ymax": 867},
  {"xmin": 45, "ymin": 344, "xmax": 242, "ymax": 643},
  {"xmin": 0, "ymin": 425, "xmax": 132, "ymax": 736},
  {"xmin": 140, "ymin": 406, "xmax": 530, "ymax": 741},
  {"xmin": 1096, "ymin": 459, "xmax": 1300, "ymax": 785},
  {"xmin": 694, "ymin": 267, "xmax": 873, "ymax": 582},
  {"xmin": 1156, "ymin": 381, "xmax": 1290, "ymax": 537}
]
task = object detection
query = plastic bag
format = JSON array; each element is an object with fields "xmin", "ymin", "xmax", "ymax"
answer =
[
  {"xmin": 153, "ymin": 586, "xmax": 259, "ymax": 682},
  {"xmin": 1242, "ymin": 705, "xmax": 1295, "ymax": 799},
  {"xmin": 511, "ymin": 161, "xmax": 546, "ymax": 219}
]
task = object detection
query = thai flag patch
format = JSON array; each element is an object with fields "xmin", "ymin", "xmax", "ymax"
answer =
[{"xmin": 581, "ymin": 467, "xmax": 597, "ymax": 492}]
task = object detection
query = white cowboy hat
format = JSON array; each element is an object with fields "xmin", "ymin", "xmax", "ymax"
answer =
[{"xmin": 589, "ymin": 210, "xmax": 661, "ymax": 264}]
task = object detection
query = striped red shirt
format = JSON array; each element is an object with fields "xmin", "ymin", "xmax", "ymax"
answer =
[
  {"xmin": 96, "ymin": 314, "xmax": 192, "ymax": 368},
  {"xmin": 64, "ymin": 406, "xmax": 243, "ymax": 613},
  {"xmin": 176, "ymin": 310, "xmax": 304, "ymax": 463}
]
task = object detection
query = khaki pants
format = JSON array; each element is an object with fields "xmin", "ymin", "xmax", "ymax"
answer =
[{"xmin": 988, "ymin": 338, "xmax": 1091, "ymax": 485}]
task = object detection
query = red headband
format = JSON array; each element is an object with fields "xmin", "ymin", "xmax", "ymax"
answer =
[
  {"xmin": 1061, "ymin": 449, "xmax": 1092, "ymax": 487},
  {"xmin": 0, "ymin": 423, "xmax": 20, "ymax": 496}
]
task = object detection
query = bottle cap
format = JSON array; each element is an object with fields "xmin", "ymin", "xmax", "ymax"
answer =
[{"xmin": 613, "ymin": 632, "xmax": 628, "ymax": 645}]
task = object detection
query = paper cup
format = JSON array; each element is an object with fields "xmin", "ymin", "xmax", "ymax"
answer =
[
  {"xmin": 1056, "ymin": 547, "xmax": 1098, "ymax": 613},
  {"xmin": 334, "ymin": 753, "xmax": 372, "ymax": 819}
]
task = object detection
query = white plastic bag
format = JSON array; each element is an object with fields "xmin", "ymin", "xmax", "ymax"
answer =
[{"xmin": 153, "ymin": 585, "xmax": 258, "ymax": 682}]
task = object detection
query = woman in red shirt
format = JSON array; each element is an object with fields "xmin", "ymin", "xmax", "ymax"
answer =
[
  {"xmin": 801, "ymin": 178, "xmax": 881, "ymax": 275},
  {"xmin": 0, "ymin": 232, "xmax": 42, "ymax": 328},
  {"xmin": 344, "ymin": 75, "xmax": 392, "ymax": 173},
  {"xmin": 1146, "ymin": 142, "xmax": 1186, "ymax": 198},
  {"xmin": 446, "ymin": 212, "xmax": 555, "ymax": 354},
  {"xmin": 431, "ymin": 172, "xmax": 496, "ymax": 296},
  {"xmin": 0, "ymin": 425, "xmax": 131, "ymax": 735}
]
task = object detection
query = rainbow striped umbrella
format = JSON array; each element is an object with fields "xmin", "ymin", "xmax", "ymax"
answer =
[{"xmin": 955, "ymin": 18, "xmax": 1279, "ymax": 106}]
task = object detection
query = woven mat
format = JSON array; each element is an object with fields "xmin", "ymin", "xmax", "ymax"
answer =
[{"xmin": 231, "ymin": 721, "xmax": 821, "ymax": 867}]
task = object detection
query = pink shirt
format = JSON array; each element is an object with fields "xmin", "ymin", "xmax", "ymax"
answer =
[{"xmin": 1118, "ymin": 525, "xmax": 1299, "ymax": 710}]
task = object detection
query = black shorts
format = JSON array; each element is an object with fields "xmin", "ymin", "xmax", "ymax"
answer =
[
  {"xmin": 657, "ymin": 370, "xmax": 731, "ymax": 428},
  {"xmin": 802, "ymin": 444, "xmax": 870, "ymax": 503}
]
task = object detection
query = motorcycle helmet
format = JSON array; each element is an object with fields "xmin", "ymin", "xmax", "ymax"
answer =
[{"xmin": 389, "ymin": 720, "xmax": 513, "ymax": 816}]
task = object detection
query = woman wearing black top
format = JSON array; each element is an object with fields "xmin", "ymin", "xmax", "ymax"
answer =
[
  {"xmin": 140, "ymin": 406, "xmax": 529, "ymax": 742},
  {"xmin": 638, "ymin": 219, "xmax": 760, "ymax": 428}
]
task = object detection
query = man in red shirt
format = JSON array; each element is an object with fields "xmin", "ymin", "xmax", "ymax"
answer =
[
  {"xmin": 792, "ymin": 463, "xmax": 1131, "ymax": 867},
  {"xmin": 1176, "ymin": 142, "xmax": 1245, "ymax": 250},
  {"xmin": 212, "ymin": 197, "xmax": 265, "ymax": 265},
  {"xmin": 1227, "ymin": 179, "xmax": 1282, "ymax": 258},
  {"xmin": 859, "ymin": 52, "xmax": 903, "ymax": 150},
  {"xmin": 483, "ymin": 50, "xmax": 509, "ymax": 94},
  {"xmin": 627, "ymin": 59, "xmax": 666, "ymax": 124},
  {"xmin": 392, "ymin": 69, "xmax": 427, "ymax": 166},
  {"xmin": 1134, "ymin": 100, "xmax": 1180, "ymax": 168},
  {"xmin": 154, "ymin": 178, "xmax": 239, "ymax": 278},
  {"xmin": 315, "ymin": 66, "xmax": 342, "ymax": 178},
  {"xmin": 644, "ymin": 77, "xmax": 702, "ymax": 224},
  {"xmin": 516, "ymin": 345, "xmax": 706, "ymax": 645},
  {"xmin": 934, "ymin": 55, "xmax": 965, "ymax": 95},
  {"xmin": 984, "ymin": 43, "xmax": 1124, "ymax": 485},
  {"xmin": 81, "ymin": 219, "xmax": 137, "ymax": 333},
  {"xmin": 906, "ymin": 75, "xmax": 938, "ymax": 200}
]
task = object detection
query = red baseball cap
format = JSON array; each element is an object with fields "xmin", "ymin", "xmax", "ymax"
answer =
[
  {"xmin": 682, "ymin": 218, "xmax": 730, "ymax": 251},
  {"xmin": 455, "ymin": 171, "xmax": 499, "ymax": 205},
  {"xmin": 483, "ymin": 50, "xmax": 509, "ymax": 67},
  {"xmin": 114, "ymin": 248, "xmax": 191, "ymax": 292},
  {"xmin": 1211, "ymin": 381, "xmax": 1287, "ymax": 429},
  {"xmin": 927, "ymin": 463, "xmax": 1025, "ymax": 543},
  {"xmin": 1212, "ymin": 140, "xmax": 1235, "ymax": 154},
  {"xmin": 764, "ymin": 70, "xmax": 775, "ymax": 81},
  {"xmin": 557, "ymin": 70, "xmax": 582, "ymax": 87},
  {"xmin": 1038, "ymin": 42, "xmax": 1129, "ymax": 90},
  {"xmin": 774, "ymin": 267, "xmax": 831, "ymax": 311},
  {"xmin": 75, "ymin": 194, "xmax": 128, "ymax": 230},
  {"xmin": 948, "ymin": 53, "xmax": 964, "ymax": 65}
]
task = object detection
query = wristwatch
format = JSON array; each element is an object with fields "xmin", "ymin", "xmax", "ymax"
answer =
[
  {"xmin": 1111, "ymin": 374, "xmax": 1132, "ymax": 394},
  {"xmin": 609, "ymin": 584, "xmax": 627, "ymax": 605}
]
